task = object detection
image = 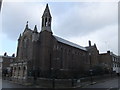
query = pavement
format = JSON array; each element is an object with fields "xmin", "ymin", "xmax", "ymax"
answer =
[
  {"xmin": 2, "ymin": 79, "xmax": 31, "ymax": 88},
  {"xmin": 78, "ymin": 76, "xmax": 119, "ymax": 88},
  {"xmin": 83, "ymin": 77, "xmax": 119, "ymax": 88}
]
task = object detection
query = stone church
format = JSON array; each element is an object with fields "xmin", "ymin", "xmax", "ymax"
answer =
[{"xmin": 10, "ymin": 4, "xmax": 108, "ymax": 80}]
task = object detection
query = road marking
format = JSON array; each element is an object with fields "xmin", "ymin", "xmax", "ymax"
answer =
[{"xmin": 107, "ymin": 87, "xmax": 113, "ymax": 90}]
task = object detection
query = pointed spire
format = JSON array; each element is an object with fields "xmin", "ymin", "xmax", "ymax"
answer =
[
  {"xmin": 33, "ymin": 25, "xmax": 38, "ymax": 33},
  {"xmin": 42, "ymin": 4, "xmax": 51, "ymax": 17},
  {"xmin": 25, "ymin": 21, "xmax": 29, "ymax": 29},
  {"xmin": 94, "ymin": 43, "xmax": 96, "ymax": 48},
  {"xmin": 94, "ymin": 43, "xmax": 96, "ymax": 46},
  {"xmin": 41, "ymin": 4, "xmax": 52, "ymax": 33},
  {"xmin": 18, "ymin": 33, "xmax": 21, "ymax": 40},
  {"xmin": 19, "ymin": 33, "xmax": 21, "ymax": 38}
]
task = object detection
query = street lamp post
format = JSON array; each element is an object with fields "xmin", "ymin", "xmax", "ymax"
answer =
[
  {"xmin": 51, "ymin": 68, "xmax": 55, "ymax": 88},
  {"xmin": 33, "ymin": 67, "xmax": 39, "ymax": 85},
  {"xmin": 89, "ymin": 52, "xmax": 93, "ymax": 85},
  {"xmin": 72, "ymin": 77, "xmax": 74, "ymax": 87},
  {"xmin": 110, "ymin": 68, "xmax": 113, "ymax": 77},
  {"xmin": 89, "ymin": 69, "xmax": 93, "ymax": 84},
  {"xmin": 49, "ymin": 54, "xmax": 55, "ymax": 88}
]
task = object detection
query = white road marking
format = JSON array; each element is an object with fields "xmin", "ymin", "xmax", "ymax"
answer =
[{"xmin": 107, "ymin": 87, "xmax": 113, "ymax": 90}]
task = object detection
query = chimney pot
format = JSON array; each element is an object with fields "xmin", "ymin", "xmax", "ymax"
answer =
[{"xmin": 89, "ymin": 40, "xmax": 91, "ymax": 46}]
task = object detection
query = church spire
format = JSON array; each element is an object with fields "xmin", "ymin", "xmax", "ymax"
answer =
[
  {"xmin": 25, "ymin": 21, "xmax": 29, "ymax": 29},
  {"xmin": 42, "ymin": 4, "xmax": 51, "ymax": 18},
  {"xmin": 23, "ymin": 21, "xmax": 30, "ymax": 34},
  {"xmin": 18, "ymin": 33, "xmax": 21, "ymax": 40},
  {"xmin": 41, "ymin": 4, "xmax": 52, "ymax": 33},
  {"xmin": 33, "ymin": 25, "xmax": 38, "ymax": 33},
  {"xmin": 19, "ymin": 33, "xmax": 21, "ymax": 38}
]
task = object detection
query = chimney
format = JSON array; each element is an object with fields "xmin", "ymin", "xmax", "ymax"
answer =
[
  {"xmin": 4, "ymin": 52, "xmax": 7, "ymax": 56},
  {"xmin": 94, "ymin": 43, "xmax": 96, "ymax": 48},
  {"xmin": 89, "ymin": 40, "xmax": 91, "ymax": 46},
  {"xmin": 12, "ymin": 54, "xmax": 15, "ymax": 57},
  {"xmin": 107, "ymin": 51, "xmax": 110, "ymax": 54}
]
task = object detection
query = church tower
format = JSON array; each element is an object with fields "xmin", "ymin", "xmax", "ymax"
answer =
[
  {"xmin": 41, "ymin": 4, "xmax": 52, "ymax": 33},
  {"xmin": 39, "ymin": 4, "xmax": 53, "ymax": 77}
]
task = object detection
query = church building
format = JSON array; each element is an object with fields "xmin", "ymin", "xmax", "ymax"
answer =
[{"xmin": 10, "ymin": 4, "xmax": 114, "ymax": 81}]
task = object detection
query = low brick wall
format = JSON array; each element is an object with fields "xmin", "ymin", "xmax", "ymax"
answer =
[
  {"xmin": 55, "ymin": 79, "xmax": 73, "ymax": 88},
  {"xmin": 36, "ymin": 78, "xmax": 52, "ymax": 87},
  {"xmin": 7, "ymin": 74, "xmax": 117, "ymax": 88},
  {"xmin": 36, "ymin": 78, "xmax": 73, "ymax": 88},
  {"xmin": 77, "ymin": 74, "xmax": 117, "ymax": 83}
]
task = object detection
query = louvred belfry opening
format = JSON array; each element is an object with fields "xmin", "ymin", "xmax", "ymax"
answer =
[{"xmin": 41, "ymin": 4, "xmax": 52, "ymax": 33}]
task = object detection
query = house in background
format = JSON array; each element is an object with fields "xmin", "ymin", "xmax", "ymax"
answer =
[
  {"xmin": 0, "ymin": 52, "xmax": 15, "ymax": 78},
  {"xmin": 110, "ymin": 52, "xmax": 119, "ymax": 74},
  {"xmin": 0, "ymin": 56, "xmax": 2, "ymax": 77},
  {"xmin": 99, "ymin": 51, "xmax": 119, "ymax": 74}
]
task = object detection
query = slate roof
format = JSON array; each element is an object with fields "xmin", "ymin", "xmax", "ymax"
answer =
[{"xmin": 54, "ymin": 35, "xmax": 87, "ymax": 51}]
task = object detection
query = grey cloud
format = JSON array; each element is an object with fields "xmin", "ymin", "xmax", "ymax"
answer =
[
  {"xmin": 1, "ymin": 2, "xmax": 118, "ymax": 41},
  {"xmin": 0, "ymin": 2, "xmax": 118, "ymax": 55},
  {"xmin": 53, "ymin": 2, "xmax": 117, "ymax": 38},
  {"xmin": 2, "ymin": 2, "xmax": 44, "ymax": 40}
]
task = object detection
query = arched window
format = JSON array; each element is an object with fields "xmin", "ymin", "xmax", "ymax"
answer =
[
  {"xmin": 45, "ymin": 18, "xmax": 47, "ymax": 26},
  {"xmin": 48, "ymin": 18, "xmax": 51, "ymax": 26},
  {"xmin": 18, "ymin": 67, "xmax": 21, "ymax": 71},
  {"xmin": 23, "ymin": 66, "xmax": 26, "ymax": 77},
  {"xmin": 23, "ymin": 37, "xmax": 29, "ymax": 58},
  {"xmin": 23, "ymin": 38, "xmax": 28, "ymax": 48},
  {"xmin": 14, "ymin": 67, "xmax": 16, "ymax": 71},
  {"xmin": 18, "ymin": 67, "xmax": 21, "ymax": 76},
  {"xmin": 14, "ymin": 67, "xmax": 16, "ymax": 76},
  {"xmin": 23, "ymin": 66, "xmax": 26, "ymax": 71}
]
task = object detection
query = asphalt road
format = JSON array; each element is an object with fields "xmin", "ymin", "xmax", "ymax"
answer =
[
  {"xmin": 2, "ymin": 79, "xmax": 30, "ymax": 88},
  {"xmin": 84, "ymin": 77, "xmax": 119, "ymax": 89},
  {"xmin": 1, "ymin": 77, "xmax": 120, "ymax": 90}
]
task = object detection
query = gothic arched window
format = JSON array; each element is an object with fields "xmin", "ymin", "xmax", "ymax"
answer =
[
  {"xmin": 48, "ymin": 18, "xmax": 51, "ymax": 26},
  {"xmin": 45, "ymin": 18, "xmax": 47, "ymax": 26},
  {"xmin": 23, "ymin": 38, "xmax": 28, "ymax": 48},
  {"xmin": 23, "ymin": 37, "xmax": 29, "ymax": 59}
]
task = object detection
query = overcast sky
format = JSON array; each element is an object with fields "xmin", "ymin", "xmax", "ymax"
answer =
[{"xmin": 0, "ymin": 0, "xmax": 118, "ymax": 56}]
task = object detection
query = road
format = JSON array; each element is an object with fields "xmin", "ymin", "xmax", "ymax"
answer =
[
  {"xmin": 2, "ymin": 79, "xmax": 29, "ymax": 88},
  {"xmin": 84, "ymin": 77, "xmax": 119, "ymax": 89},
  {"xmin": 0, "ymin": 77, "xmax": 120, "ymax": 90}
]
